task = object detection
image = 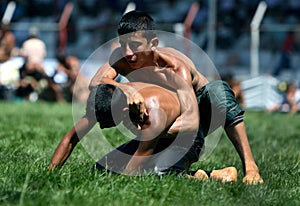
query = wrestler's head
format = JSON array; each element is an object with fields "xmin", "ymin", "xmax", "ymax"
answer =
[
  {"xmin": 118, "ymin": 10, "xmax": 156, "ymax": 42},
  {"xmin": 86, "ymin": 84, "xmax": 127, "ymax": 129},
  {"xmin": 117, "ymin": 11, "xmax": 159, "ymax": 69}
]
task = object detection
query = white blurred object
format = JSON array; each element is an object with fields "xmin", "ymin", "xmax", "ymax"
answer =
[
  {"xmin": 2, "ymin": 1, "xmax": 16, "ymax": 25},
  {"xmin": 250, "ymin": 1, "xmax": 268, "ymax": 77},
  {"xmin": 123, "ymin": 2, "xmax": 136, "ymax": 14},
  {"xmin": 241, "ymin": 75, "xmax": 281, "ymax": 110},
  {"xmin": 0, "ymin": 57, "xmax": 23, "ymax": 86}
]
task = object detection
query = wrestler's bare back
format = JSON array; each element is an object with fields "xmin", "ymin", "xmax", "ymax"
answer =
[{"xmin": 125, "ymin": 82, "xmax": 180, "ymax": 128}]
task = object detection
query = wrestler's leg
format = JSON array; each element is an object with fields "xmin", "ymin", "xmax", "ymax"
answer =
[
  {"xmin": 94, "ymin": 139, "xmax": 139, "ymax": 172},
  {"xmin": 198, "ymin": 81, "xmax": 227, "ymax": 137},
  {"xmin": 95, "ymin": 138, "xmax": 176, "ymax": 174},
  {"xmin": 199, "ymin": 80, "xmax": 262, "ymax": 184},
  {"xmin": 154, "ymin": 135, "xmax": 204, "ymax": 175}
]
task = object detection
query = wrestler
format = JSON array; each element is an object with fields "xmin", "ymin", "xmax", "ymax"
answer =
[{"xmin": 50, "ymin": 11, "xmax": 263, "ymax": 184}]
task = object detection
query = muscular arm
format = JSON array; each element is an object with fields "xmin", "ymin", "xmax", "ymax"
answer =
[
  {"xmin": 89, "ymin": 62, "xmax": 118, "ymax": 89},
  {"xmin": 225, "ymin": 123, "xmax": 264, "ymax": 184},
  {"xmin": 48, "ymin": 116, "xmax": 96, "ymax": 170},
  {"xmin": 89, "ymin": 48, "xmax": 132, "ymax": 89},
  {"xmin": 49, "ymin": 60, "xmax": 115, "ymax": 170},
  {"xmin": 154, "ymin": 52, "xmax": 199, "ymax": 134},
  {"xmin": 166, "ymin": 67, "xmax": 199, "ymax": 134},
  {"xmin": 49, "ymin": 61, "xmax": 115, "ymax": 170},
  {"xmin": 124, "ymin": 104, "xmax": 167, "ymax": 175}
]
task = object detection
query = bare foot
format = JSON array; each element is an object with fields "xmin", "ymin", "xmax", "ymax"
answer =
[
  {"xmin": 210, "ymin": 167, "xmax": 238, "ymax": 183},
  {"xmin": 186, "ymin": 169, "xmax": 209, "ymax": 180},
  {"xmin": 243, "ymin": 170, "xmax": 264, "ymax": 185}
]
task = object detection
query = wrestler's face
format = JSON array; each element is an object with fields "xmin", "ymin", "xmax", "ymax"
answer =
[{"xmin": 119, "ymin": 31, "xmax": 158, "ymax": 69}]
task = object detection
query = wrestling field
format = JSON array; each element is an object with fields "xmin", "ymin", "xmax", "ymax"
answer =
[{"xmin": 0, "ymin": 102, "xmax": 299, "ymax": 206}]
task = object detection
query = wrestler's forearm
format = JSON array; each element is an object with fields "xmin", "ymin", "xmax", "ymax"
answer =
[
  {"xmin": 89, "ymin": 63, "xmax": 117, "ymax": 89},
  {"xmin": 225, "ymin": 122, "xmax": 263, "ymax": 184},
  {"xmin": 90, "ymin": 76, "xmax": 133, "ymax": 98},
  {"xmin": 225, "ymin": 122, "xmax": 260, "ymax": 173},
  {"xmin": 49, "ymin": 117, "xmax": 96, "ymax": 170},
  {"xmin": 159, "ymin": 67, "xmax": 199, "ymax": 134},
  {"xmin": 49, "ymin": 128, "xmax": 79, "ymax": 170},
  {"xmin": 89, "ymin": 76, "xmax": 119, "ymax": 90},
  {"xmin": 168, "ymin": 90, "xmax": 199, "ymax": 134}
]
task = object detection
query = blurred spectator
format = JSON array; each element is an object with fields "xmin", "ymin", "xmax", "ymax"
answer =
[
  {"xmin": 268, "ymin": 82, "xmax": 300, "ymax": 114},
  {"xmin": 55, "ymin": 54, "xmax": 89, "ymax": 103},
  {"xmin": 17, "ymin": 26, "xmax": 47, "ymax": 100},
  {"xmin": 21, "ymin": 26, "xmax": 46, "ymax": 62},
  {"xmin": 15, "ymin": 55, "xmax": 48, "ymax": 102},
  {"xmin": 16, "ymin": 27, "xmax": 65, "ymax": 102},
  {"xmin": 0, "ymin": 23, "xmax": 15, "ymax": 63},
  {"xmin": 0, "ymin": 23, "xmax": 17, "ymax": 101},
  {"xmin": 20, "ymin": 26, "xmax": 47, "ymax": 72},
  {"xmin": 15, "ymin": 62, "xmax": 65, "ymax": 102}
]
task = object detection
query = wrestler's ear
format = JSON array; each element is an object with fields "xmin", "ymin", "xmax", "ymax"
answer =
[{"xmin": 150, "ymin": 37, "xmax": 159, "ymax": 49}]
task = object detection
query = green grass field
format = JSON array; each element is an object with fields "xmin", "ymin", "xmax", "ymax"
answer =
[{"xmin": 0, "ymin": 102, "xmax": 299, "ymax": 206}]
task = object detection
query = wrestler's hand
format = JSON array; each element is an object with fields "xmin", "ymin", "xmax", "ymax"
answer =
[
  {"xmin": 128, "ymin": 92, "xmax": 148, "ymax": 129},
  {"xmin": 242, "ymin": 170, "xmax": 264, "ymax": 185}
]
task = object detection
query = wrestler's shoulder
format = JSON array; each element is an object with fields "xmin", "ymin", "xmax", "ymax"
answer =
[
  {"xmin": 157, "ymin": 47, "xmax": 187, "ymax": 62},
  {"xmin": 157, "ymin": 47, "xmax": 183, "ymax": 55}
]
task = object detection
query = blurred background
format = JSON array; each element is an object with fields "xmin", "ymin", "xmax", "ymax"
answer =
[{"xmin": 1, "ymin": 0, "xmax": 300, "ymax": 112}]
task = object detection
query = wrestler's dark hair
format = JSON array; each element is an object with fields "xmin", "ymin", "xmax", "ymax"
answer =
[
  {"xmin": 118, "ymin": 10, "xmax": 156, "ymax": 42},
  {"xmin": 86, "ymin": 84, "xmax": 127, "ymax": 125}
]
